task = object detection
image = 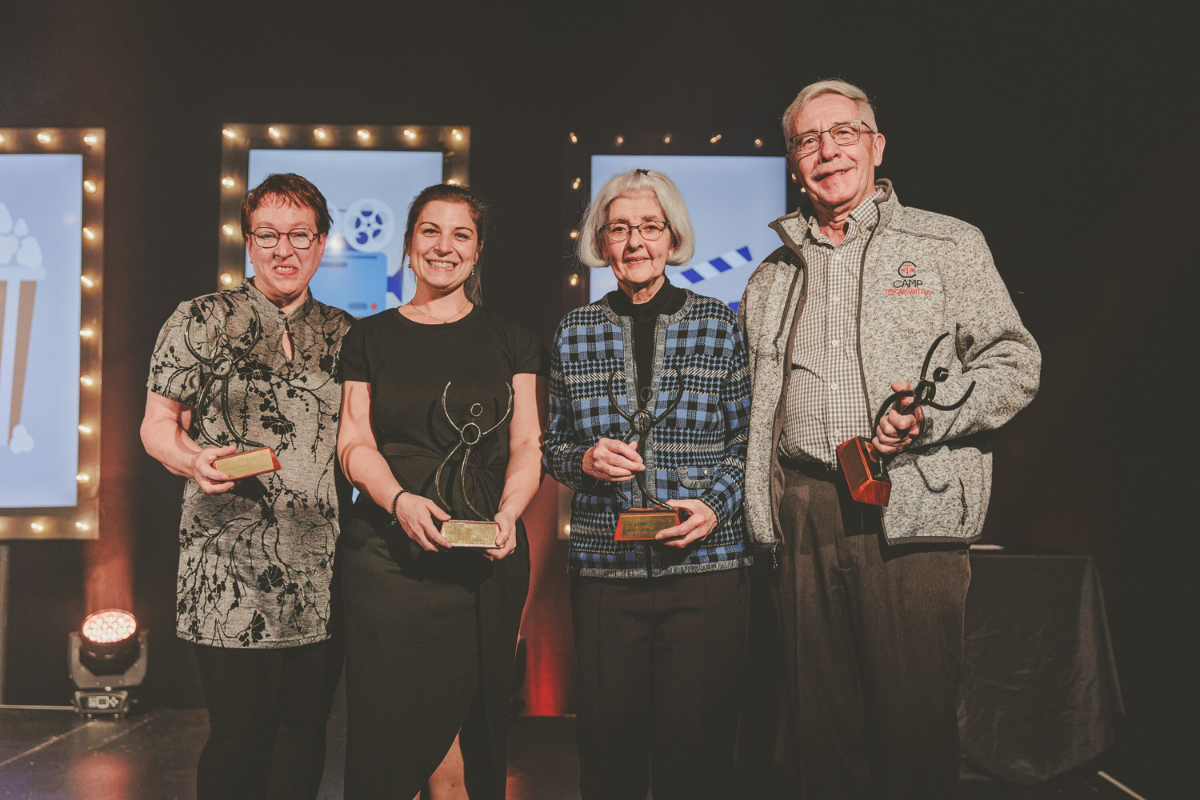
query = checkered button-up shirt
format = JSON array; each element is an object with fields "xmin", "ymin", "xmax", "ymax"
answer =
[{"xmin": 779, "ymin": 190, "xmax": 882, "ymax": 466}]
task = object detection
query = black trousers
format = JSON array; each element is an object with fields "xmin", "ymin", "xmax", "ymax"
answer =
[
  {"xmin": 571, "ymin": 568, "xmax": 749, "ymax": 800},
  {"xmin": 194, "ymin": 639, "xmax": 342, "ymax": 800},
  {"xmin": 774, "ymin": 465, "xmax": 970, "ymax": 800}
]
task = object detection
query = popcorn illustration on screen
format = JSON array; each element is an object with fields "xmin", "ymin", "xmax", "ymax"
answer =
[{"xmin": 0, "ymin": 201, "xmax": 47, "ymax": 454}]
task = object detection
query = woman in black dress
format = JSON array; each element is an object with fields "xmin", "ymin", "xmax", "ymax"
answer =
[{"xmin": 336, "ymin": 184, "xmax": 548, "ymax": 799}]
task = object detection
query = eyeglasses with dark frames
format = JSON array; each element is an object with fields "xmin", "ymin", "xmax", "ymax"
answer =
[
  {"xmin": 250, "ymin": 228, "xmax": 320, "ymax": 250},
  {"xmin": 602, "ymin": 220, "xmax": 670, "ymax": 242},
  {"xmin": 788, "ymin": 120, "xmax": 875, "ymax": 157}
]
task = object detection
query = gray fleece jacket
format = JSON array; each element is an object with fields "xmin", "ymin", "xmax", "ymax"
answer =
[{"xmin": 738, "ymin": 180, "xmax": 1040, "ymax": 548}]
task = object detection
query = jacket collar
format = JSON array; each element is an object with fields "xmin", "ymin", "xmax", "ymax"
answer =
[{"xmin": 768, "ymin": 179, "xmax": 897, "ymax": 262}]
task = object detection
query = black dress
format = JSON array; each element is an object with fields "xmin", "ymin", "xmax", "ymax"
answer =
[{"xmin": 338, "ymin": 306, "xmax": 548, "ymax": 799}]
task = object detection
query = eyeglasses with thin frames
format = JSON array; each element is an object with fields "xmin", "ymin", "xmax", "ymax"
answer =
[
  {"xmin": 602, "ymin": 220, "xmax": 670, "ymax": 243},
  {"xmin": 250, "ymin": 228, "xmax": 320, "ymax": 250},
  {"xmin": 788, "ymin": 120, "xmax": 875, "ymax": 157}
]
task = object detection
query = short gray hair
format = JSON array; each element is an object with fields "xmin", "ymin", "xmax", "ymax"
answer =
[
  {"xmin": 577, "ymin": 169, "xmax": 696, "ymax": 269},
  {"xmin": 781, "ymin": 79, "xmax": 878, "ymax": 151}
]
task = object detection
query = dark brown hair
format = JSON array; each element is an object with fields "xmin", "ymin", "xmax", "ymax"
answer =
[
  {"xmin": 240, "ymin": 173, "xmax": 333, "ymax": 238},
  {"xmin": 404, "ymin": 184, "xmax": 490, "ymax": 305}
]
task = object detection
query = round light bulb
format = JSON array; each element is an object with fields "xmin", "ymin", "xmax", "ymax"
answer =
[
  {"xmin": 37, "ymin": 131, "xmax": 52, "ymax": 144},
  {"xmin": 268, "ymin": 126, "xmax": 282, "ymax": 139},
  {"xmin": 222, "ymin": 128, "xmax": 237, "ymax": 140},
  {"xmin": 83, "ymin": 180, "xmax": 97, "ymax": 193},
  {"xmin": 357, "ymin": 129, "xmax": 370, "ymax": 141}
]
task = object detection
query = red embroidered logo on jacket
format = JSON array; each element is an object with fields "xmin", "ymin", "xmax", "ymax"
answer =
[{"xmin": 886, "ymin": 261, "xmax": 931, "ymax": 297}]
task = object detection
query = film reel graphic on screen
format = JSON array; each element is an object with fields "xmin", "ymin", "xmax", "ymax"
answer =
[{"xmin": 342, "ymin": 197, "xmax": 395, "ymax": 253}]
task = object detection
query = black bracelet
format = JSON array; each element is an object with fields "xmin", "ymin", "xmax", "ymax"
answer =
[{"xmin": 390, "ymin": 489, "xmax": 408, "ymax": 525}]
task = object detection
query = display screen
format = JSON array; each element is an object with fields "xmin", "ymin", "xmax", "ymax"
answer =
[
  {"xmin": 0, "ymin": 154, "xmax": 82, "ymax": 508},
  {"xmin": 246, "ymin": 149, "xmax": 444, "ymax": 315},
  {"xmin": 588, "ymin": 155, "xmax": 787, "ymax": 311}
]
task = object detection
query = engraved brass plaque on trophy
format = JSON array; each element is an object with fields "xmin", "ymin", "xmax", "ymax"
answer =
[{"xmin": 213, "ymin": 447, "xmax": 281, "ymax": 481}]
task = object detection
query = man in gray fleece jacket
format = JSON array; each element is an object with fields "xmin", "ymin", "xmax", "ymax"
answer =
[{"xmin": 739, "ymin": 80, "xmax": 1040, "ymax": 798}]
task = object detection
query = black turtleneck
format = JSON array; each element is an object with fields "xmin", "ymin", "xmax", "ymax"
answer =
[{"xmin": 607, "ymin": 279, "xmax": 687, "ymax": 398}]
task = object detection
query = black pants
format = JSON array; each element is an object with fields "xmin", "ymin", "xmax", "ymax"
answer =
[
  {"xmin": 194, "ymin": 639, "xmax": 342, "ymax": 800},
  {"xmin": 774, "ymin": 465, "xmax": 970, "ymax": 800},
  {"xmin": 571, "ymin": 568, "xmax": 749, "ymax": 800}
]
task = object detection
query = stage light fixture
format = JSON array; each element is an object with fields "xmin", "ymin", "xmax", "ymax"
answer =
[{"xmin": 70, "ymin": 609, "xmax": 148, "ymax": 716}]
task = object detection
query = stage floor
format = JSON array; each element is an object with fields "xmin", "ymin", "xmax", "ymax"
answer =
[{"xmin": 0, "ymin": 706, "xmax": 1139, "ymax": 799}]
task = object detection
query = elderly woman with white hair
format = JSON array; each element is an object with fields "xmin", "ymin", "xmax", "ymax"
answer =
[{"xmin": 544, "ymin": 169, "xmax": 753, "ymax": 800}]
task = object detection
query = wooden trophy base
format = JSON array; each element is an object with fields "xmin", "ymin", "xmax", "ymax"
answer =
[
  {"xmin": 213, "ymin": 447, "xmax": 280, "ymax": 481},
  {"xmin": 835, "ymin": 437, "xmax": 892, "ymax": 506},
  {"xmin": 441, "ymin": 520, "xmax": 499, "ymax": 548},
  {"xmin": 614, "ymin": 509, "xmax": 681, "ymax": 541}
]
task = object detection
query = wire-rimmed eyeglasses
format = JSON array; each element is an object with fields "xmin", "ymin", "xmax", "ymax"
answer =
[
  {"xmin": 250, "ymin": 228, "xmax": 320, "ymax": 249},
  {"xmin": 602, "ymin": 220, "xmax": 670, "ymax": 243},
  {"xmin": 788, "ymin": 120, "xmax": 875, "ymax": 157}
]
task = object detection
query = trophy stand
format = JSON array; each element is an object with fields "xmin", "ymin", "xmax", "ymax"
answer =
[
  {"xmin": 433, "ymin": 381, "xmax": 514, "ymax": 547},
  {"xmin": 836, "ymin": 333, "xmax": 975, "ymax": 506},
  {"xmin": 186, "ymin": 307, "xmax": 280, "ymax": 480},
  {"xmin": 606, "ymin": 372, "xmax": 685, "ymax": 541}
]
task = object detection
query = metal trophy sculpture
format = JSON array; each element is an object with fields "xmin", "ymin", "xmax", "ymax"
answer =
[
  {"xmin": 186, "ymin": 307, "xmax": 280, "ymax": 480},
  {"xmin": 607, "ymin": 371, "xmax": 685, "ymax": 540},
  {"xmin": 433, "ymin": 381, "xmax": 514, "ymax": 547},
  {"xmin": 836, "ymin": 333, "xmax": 975, "ymax": 506}
]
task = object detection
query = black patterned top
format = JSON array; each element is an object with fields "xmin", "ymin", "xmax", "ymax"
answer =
[{"xmin": 148, "ymin": 280, "xmax": 353, "ymax": 648}]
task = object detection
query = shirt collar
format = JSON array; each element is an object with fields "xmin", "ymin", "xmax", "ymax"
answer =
[
  {"xmin": 805, "ymin": 187, "xmax": 883, "ymax": 245},
  {"xmin": 243, "ymin": 278, "xmax": 315, "ymax": 325}
]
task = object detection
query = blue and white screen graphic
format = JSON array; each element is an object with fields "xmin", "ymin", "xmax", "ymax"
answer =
[
  {"xmin": 247, "ymin": 149, "xmax": 444, "ymax": 316},
  {"xmin": 0, "ymin": 155, "xmax": 83, "ymax": 508},
  {"xmin": 588, "ymin": 155, "xmax": 787, "ymax": 311}
]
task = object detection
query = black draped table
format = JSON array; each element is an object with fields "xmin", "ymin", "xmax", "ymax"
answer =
[
  {"xmin": 957, "ymin": 549, "xmax": 1123, "ymax": 785},
  {"xmin": 739, "ymin": 549, "xmax": 1123, "ymax": 791}
]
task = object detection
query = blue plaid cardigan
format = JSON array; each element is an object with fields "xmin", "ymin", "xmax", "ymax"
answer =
[{"xmin": 545, "ymin": 291, "xmax": 753, "ymax": 578}]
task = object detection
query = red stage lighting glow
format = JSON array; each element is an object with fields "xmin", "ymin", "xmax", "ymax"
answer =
[{"xmin": 81, "ymin": 609, "xmax": 137, "ymax": 645}]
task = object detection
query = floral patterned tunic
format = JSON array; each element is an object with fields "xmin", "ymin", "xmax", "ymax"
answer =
[{"xmin": 148, "ymin": 280, "xmax": 353, "ymax": 648}]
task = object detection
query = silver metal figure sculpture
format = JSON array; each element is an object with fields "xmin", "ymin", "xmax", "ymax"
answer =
[{"xmin": 433, "ymin": 381, "xmax": 514, "ymax": 520}]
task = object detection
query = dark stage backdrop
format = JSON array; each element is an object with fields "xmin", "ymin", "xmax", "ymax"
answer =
[{"xmin": 1, "ymin": 3, "xmax": 1192, "ymax": 795}]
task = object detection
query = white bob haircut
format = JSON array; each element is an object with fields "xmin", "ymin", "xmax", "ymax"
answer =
[
  {"xmin": 781, "ymin": 79, "xmax": 879, "ymax": 151},
  {"xmin": 577, "ymin": 169, "xmax": 696, "ymax": 269}
]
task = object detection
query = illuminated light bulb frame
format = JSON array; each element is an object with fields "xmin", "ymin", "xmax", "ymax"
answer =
[
  {"xmin": 0, "ymin": 127, "xmax": 104, "ymax": 541},
  {"xmin": 217, "ymin": 123, "xmax": 470, "ymax": 290}
]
